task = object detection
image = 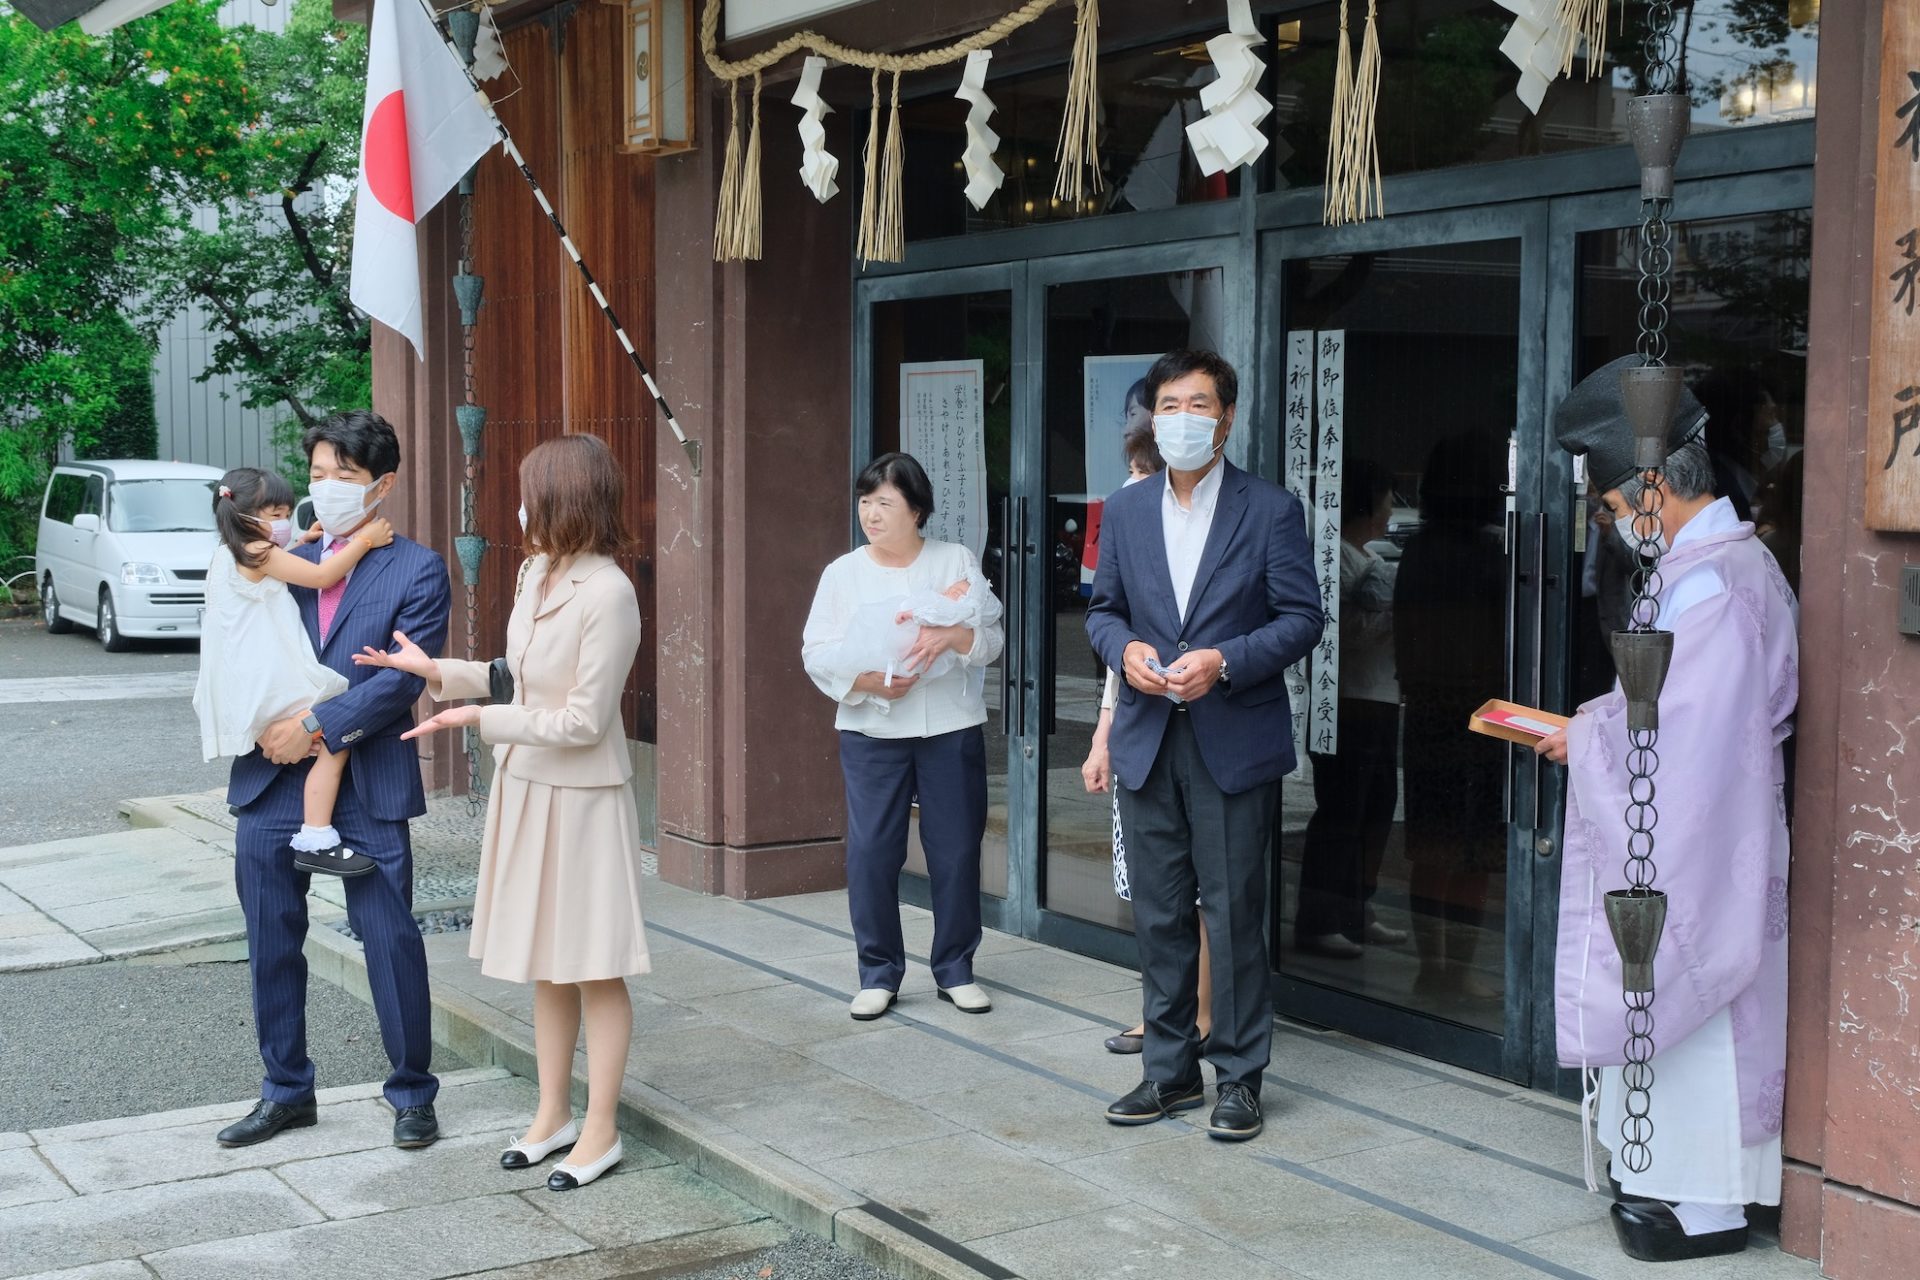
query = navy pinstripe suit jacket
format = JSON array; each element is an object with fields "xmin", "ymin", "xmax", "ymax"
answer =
[{"xmin": 226, "ymin": 534, "xmax": 453, "ymax": 822}]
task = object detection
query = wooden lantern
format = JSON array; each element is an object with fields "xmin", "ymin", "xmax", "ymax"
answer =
[{"xmin": 608, "ymin": 0, "xmax": 696, "ymax": 155}]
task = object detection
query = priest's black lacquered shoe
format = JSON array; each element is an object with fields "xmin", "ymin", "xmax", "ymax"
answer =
[
  {"xmin": 1205, "ymin": 1082, "xmax": 1264, "ymax": 1141},
  {"xmin": 1609, "ymin": 1200, "xmax": 1749, "ymax": 1262},
  {"xmin": 1104, "ymin": 1078, "xmax": 1204, "ymax": 1125},
  {"xmin": 216, "ymin": 1099, "xmax": 317, "ymax": 1148}
]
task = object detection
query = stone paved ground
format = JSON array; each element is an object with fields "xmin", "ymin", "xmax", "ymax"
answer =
[{"xmin": 0, "ymin": 1066, "xmax": 893, "ymax": 1280}]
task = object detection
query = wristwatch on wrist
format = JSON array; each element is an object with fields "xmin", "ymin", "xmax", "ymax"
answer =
[
  {"xmin": 1218, "ymin": 657, "xmax": 1231, "ymax": 686},
  {"xmin": 300, "ymin": 712, "xmax": 323, "ymax": 739}
]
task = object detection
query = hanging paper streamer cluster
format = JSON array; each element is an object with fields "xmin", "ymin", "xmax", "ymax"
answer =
[
  {"xmin": 791, "ymin": 56, "xmax": 839, "ymax": 203},
  {"xmin": 955, "ymin": 51, "xmax": 1005, "ymax": 210},
  {"xmin": 1323, "ymin": 0, "xmax": 1383, "ymax": 225},
  {"xmin": 699, "ymin": 0, "xmax": 1097, "ymax": 265},
  {"xmin": 1497, "ymin": 0, "xmax": 1609, "ymax": 115},
  {"xmin": 1185, "ymin": 0, "xmax": 1270, "ymax": 177},
  {"xmin": 471, "ymin": 6, "xmax": 509, "ymax": 83}
]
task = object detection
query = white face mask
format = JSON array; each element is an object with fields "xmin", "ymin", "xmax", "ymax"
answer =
[
  {"xmin": 1153, "ymin": 412, "xmax": 1222, "ymax": 472},
  {"xmin": 517, "ymin": 504, "xmax": 528, "ymax": 533},
  {"xmin": 1613, "ymin": 514, "xmax": 1669, "ymax": 558},
  {"xmin": 308, "ymin": 475, "xmax": 390, "ymax": 538},
  {"xmin": 1762, "ymin": 421, "xmax": 1788, "ymax": 470},
  {"xmin": 267, "ymin": 518, "xmax": 295, "ymax": 549}
]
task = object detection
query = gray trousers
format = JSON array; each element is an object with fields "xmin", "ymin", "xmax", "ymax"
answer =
[{"xmin": 1117, "ymin": 709, "xmax": 1277, "ymax": 1093}]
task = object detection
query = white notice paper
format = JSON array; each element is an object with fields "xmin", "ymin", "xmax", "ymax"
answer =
[
  {"xmin": 1311, "ymin": 330, "xmax": 1345, "ymax": 756},
  {"xmin": 1284, "ymin": 330, "xmax": 1316, "ymax": 765},
  {"xmin": 899, "ymin": 360, "xmax": 988, "ymax": 560}
]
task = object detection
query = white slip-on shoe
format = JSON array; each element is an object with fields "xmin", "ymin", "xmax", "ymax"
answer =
[
  {"xmin": 937, "ymin": 983, "xmax": 992, "ymax": 1013},
  {"xmin": 500, "ymin": 1118, "xmax": 578, "ymax": 1170},
  {"xmin": 547, "ymin": 1136, "xmax": 622, "ymax": 1191},
  {"xmin": 849, "ymin": 988, "xmax": 896, "ymax": 1021}
]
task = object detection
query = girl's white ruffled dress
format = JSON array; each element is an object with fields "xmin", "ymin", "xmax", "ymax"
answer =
[{"xmin": 193, "ymin": 546, "xmax": 348, "ymax": 760}]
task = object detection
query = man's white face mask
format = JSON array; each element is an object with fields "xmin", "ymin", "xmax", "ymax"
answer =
[
  {"xmin": 1152, "ymin": 412, "xmax": 1221, "ymax": 472},
  {"xmin": 1613, "ymin": 512, "xmax": 1670, "ymax": 558},
  {"xmin": 309, "ymin": 475, "xmax": 390, "ymax": 539}
]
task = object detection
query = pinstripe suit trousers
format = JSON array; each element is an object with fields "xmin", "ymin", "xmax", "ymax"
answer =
[{"xmin": 234, "ymin": 759, "xmax": 437, "ymax": 1109}]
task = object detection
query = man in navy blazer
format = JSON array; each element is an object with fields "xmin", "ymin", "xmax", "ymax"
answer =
[
  {"xmin": 1087, "ymin": 349, "xmax": 1323, "ymax": 1141},
  {"xmin": 216, "ymin": 411, "xmax": 451, "ymax": 1151}
]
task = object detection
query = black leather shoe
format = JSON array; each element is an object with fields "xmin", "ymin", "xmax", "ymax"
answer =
[
  {"xmin": 1104, "ymin": 1078, "xmax": 1204, "ymax": 1126},
  {"xmin": 1610, "ymin": 1200, "xmax": 1748, "ymax": 1262},
  {"xmin": 1206, "ymin": 1082, "xmax": 1264, "ymax": 1141},
  {"xmin": 1103, "ymin": 1032, "xmax": 1144, "ymax": 1055},
  {"xmin": 393, "ymin": 1103, "xmax": 440, "ymax": 1149},
  {"xmin": 216, "ymin": 1099, "xmax": 317, "ymax": 1148}
]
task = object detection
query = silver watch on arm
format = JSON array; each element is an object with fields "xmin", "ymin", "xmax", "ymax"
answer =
[{"xmin": 1218, "ymin": 655, "xmax": 1231, "ymax": 686}]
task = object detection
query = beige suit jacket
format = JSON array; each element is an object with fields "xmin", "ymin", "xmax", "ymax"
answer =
[{"xmin": 431, "ymin": 553, "xmax": 640, "ymax": 787}]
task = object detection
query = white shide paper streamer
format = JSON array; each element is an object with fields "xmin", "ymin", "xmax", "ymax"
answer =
[
  {"xmin": 792, "ymin": 55, "xmax": 840, "ymax": 203},
  {"xmin": 1185, "ymin": 0, "xmax": 1272, "ymax": 176},
  {"xmin": 955, "ymin": 50, "xmax": 1005, "ymax": 210},
  {"xmin": 1495, "ymin": 0, "xmax": 1572, "ymax": 115},
  {"xmin": 471, "ymin": 7, "xmax": 509, "ymax": 83}
]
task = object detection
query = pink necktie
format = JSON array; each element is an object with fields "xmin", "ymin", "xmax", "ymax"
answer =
[{"xmin": 318, "ymin": 538, "xmax": 348, "ymax": 643}]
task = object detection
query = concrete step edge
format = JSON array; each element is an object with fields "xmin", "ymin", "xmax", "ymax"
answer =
[{"xmin": 298, "ymin": 923, "xmax": 1007, "ymax": 1280}]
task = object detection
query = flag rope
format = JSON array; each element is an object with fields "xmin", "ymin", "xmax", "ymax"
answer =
[{"xmin": 415, "ymin": 0, "xmax": 702, "ymax": 476}]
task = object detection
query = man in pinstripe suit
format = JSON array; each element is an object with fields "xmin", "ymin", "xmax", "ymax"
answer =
[{"xmin": 215, "ymin": 411, "xmax": 452, "ymax": 1150}]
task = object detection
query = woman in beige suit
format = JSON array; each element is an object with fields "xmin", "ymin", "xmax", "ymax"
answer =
[{"xmin": 355, "ymin": 434, "xmax": 647, "ymax": 1192}]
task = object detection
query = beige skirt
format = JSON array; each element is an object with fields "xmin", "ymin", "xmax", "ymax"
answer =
[{"xmin": 470, "ymin": 769, "xmax": 651, "ymax": 984}]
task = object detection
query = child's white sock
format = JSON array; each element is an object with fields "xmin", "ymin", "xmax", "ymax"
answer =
[{"xmin": 290, "ymin": 825, "xmax": 340, "ymax": 852}]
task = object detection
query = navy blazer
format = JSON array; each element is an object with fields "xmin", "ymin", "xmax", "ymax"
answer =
[
  {"xmin": 227, "ymin": 534, "xmax": 453, "ymax": 822},
  {"xmin": 1086, "ymin": 461, "xmax": 1324, "ymax": 795}
]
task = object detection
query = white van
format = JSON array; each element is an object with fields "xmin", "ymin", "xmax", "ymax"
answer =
[{"xmin": 35, "ymin": 460, "xmax": 223, "ymax": 651}]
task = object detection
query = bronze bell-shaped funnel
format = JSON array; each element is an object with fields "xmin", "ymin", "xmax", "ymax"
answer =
[
  {"xmin": 1611, "ymin": 630, "xmax": 1674, "ymax": 732},
  {"xmin": 1627, "ymin": 94, "xmax": 1690, "ymax": 201},
  {"xmin": 1619, "ymin": 364, "xmax": 1686, "ymax": 470},
  {"xmin": 1605, "ymin": 888, "xmax": 1668, "ymax": 995}
]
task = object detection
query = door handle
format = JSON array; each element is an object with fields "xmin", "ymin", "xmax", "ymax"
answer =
[
  {"xmin": 1016, "ymin": 496, "xmax": 1034, "ymax": 741},
  {"xmin": 1501, "ymin": 508, "xmax": 1518, "ymax": 826},
  {"xmin": 1044, "ymin": 497, "xmax": 1060, "ymax": 737},
  {"xmin": 1527, "ymin": 510, "xmax": 1548, "ymax": 832},
  {"xmin": 999, "ymin": 495, "xmax": 1015, "ymax": 737}
]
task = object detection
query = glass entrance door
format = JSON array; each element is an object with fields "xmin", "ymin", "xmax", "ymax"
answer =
[{"xmin": 1263, "ymin": 210, "xmax": 1552, "ymax": 1081}]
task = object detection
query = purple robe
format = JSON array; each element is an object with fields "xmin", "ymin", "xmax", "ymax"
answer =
[{"xmin": 1556, "ymin": 517, "xmax": 1798, "ymax": 1148}]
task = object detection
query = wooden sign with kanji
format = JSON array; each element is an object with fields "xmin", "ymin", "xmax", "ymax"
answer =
[{"xmin": 1868, "ymin": 5, "xmax": 1920, "ymax": 530}]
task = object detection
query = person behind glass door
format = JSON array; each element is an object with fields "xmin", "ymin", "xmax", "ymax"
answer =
[
  {"xmin": 1393, "ymin": 433, "xmax": 1507, "ymax": 1004},
  {"xmin": 1081, "ymin": 424, "xmax": 1215, "ymax": 1056},
  {"xmin": 801, "ymin": 453, "xmax": 1006, "ymax": 1022},
  {"xmin": 1293, "ymin": 459, "xmax": 1408, "ymax": 959},
  {"xmin": 359, "ymin": 434, "xmax": 650, "ymax": 1192},
  {"xmin": 1693, "ymin": 368, "xmax": 1785, "ymax": 523}
]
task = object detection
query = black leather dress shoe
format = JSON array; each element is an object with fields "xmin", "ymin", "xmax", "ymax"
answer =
[
  {"xmin": 1105, "ymin": 1078, "xmax": 1204, "ymax": 1125},
  {"xmin": 216, "ymin": 1099, "xmax": 317, "ymax": 1148},
  {"xmin": 1610, "ymin": 1200, "xmax": 1748, "ymax": 1262},
  {"xmin": 1206, "ymin": 1082, "xmax": 1264, "ymax": 1141},
  {"xmin": 393, "ymin": 1103, "xmax": 440, "ymax": 1149}
]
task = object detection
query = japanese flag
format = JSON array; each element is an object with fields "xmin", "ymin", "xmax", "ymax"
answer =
[{"xmin": 350, "ymin": 0, "xmax": 499, "ymax": 360}]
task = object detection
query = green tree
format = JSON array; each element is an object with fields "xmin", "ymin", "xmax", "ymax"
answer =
[
  {"xmin": 0, "ymin": 0, "xmax": 253, "ymax": 557},
  {"xmin": 75, "ymin": 312, "xmax": 160, "ymax": 461}
]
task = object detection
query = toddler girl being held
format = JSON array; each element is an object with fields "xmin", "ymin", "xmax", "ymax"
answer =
[{"xmin": 192, "ymin": 467, "xmax": 390, "ymax": 877}]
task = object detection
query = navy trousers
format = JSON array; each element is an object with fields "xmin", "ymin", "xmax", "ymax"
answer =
[
  {"xmin": 233, "ymin": 759, "xmax": 437, "ymax": 1109},
  {"xmin": 839, "ymin": 726, "xmax": 986, "ymax": 991}
]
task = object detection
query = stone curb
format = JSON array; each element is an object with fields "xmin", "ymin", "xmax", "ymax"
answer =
[{"xmin": 300, "ymin": 923, "xmax": 1011, "ymax": 1280}]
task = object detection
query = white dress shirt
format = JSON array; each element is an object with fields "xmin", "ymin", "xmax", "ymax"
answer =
[
  {"xmin": 801, "ymin": 539, "xmax": 1006, "ymax": 739},
  {"xmin": 1161, "ymin": 461, "xmax": 1225, "ymax": 622}
]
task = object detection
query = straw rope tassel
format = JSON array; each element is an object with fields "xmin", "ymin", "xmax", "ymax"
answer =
[
  {"xmin": 1052, "ymin": 0, "xmax": 1102, "ymax": 204},
  {"xmin": 713, "ymin": 79, "xmax": 743, "ymax": 261},
  {"xmin": 1323, "ymin": 0, "xmax": 1354, "ymax": 225},
  {"xmin": 856, "ymin": 69, "xmax": 884, "ymax": 265},
  {"xmin": 875, "ymin": 72, "xmax": 906, "ymax": 263},
  {"xmin": 1342, "ymin": 0, "xmax": 1384, "ymax": 224},
  {"xmin": 1554, "ymin": 0, "xmax": 1609, "ymax": 79},
  {"xmin": 736, "ymin": 71, "xmax": 765, "ymax": 261}
]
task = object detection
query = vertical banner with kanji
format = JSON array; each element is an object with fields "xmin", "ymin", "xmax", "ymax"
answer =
[
  {"xmin": 1311, "ymin": 331, "xmax": 1345, "ymax": 755},
  {"xmin": 1867, "ymin": 5, "xmax": 1920, "ymax": 530},
  {"xmin": 900, "ymin": 360, "xmax": 988, "ymax": 558},
  {"xmin": 1283, "ymin": 330, "xmax": 1316, "ymax": 764}
]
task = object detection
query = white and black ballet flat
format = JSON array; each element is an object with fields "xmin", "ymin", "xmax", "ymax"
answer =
[
  {"xmin": 500, "ymin": 1118, "xmax": 578, "ymax": 1170},
  {"xmin": 548, "ymin": 1137, "xmax": 622, "ymax": 1191},
  {"xmin": 292, "ymin": 843, "xmax": 378, "ymax": 878}
]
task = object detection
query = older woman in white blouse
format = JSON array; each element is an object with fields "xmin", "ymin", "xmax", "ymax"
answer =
[{"xmin": 802, "ymin": 452, "xmax": 1005, "ymax": 1021}]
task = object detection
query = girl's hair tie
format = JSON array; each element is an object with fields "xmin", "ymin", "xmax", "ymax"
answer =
[{"xmin": 217, "ymin": 485, "xmax": 233, "ymax": 499}]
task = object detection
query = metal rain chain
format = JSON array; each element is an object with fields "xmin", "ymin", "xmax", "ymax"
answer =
[
  {"xmin": 1605, "ymin": 0, "xmax": 1692, "ymax": 1178},
  {"xmin": 448, "ymin": 5, "xmax": 489, "ymax": 815}
]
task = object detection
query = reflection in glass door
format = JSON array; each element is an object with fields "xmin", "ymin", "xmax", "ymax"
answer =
[
  {"xmin": 1276, "ymin": 239, "xmax": 1526, "ymax": 1042},
  {"xmin": 868, "ymin": 289, "xmax": 1014, "ymax": 902}
]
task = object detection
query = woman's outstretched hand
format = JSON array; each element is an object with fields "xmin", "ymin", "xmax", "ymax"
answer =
[
  {"xmin": 402, "ymin": 704, "xmax": 481, "ymax": 741},
  {"xmin": 353, "ymin": 630, "xmax": 440, "ymax": 682}
]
